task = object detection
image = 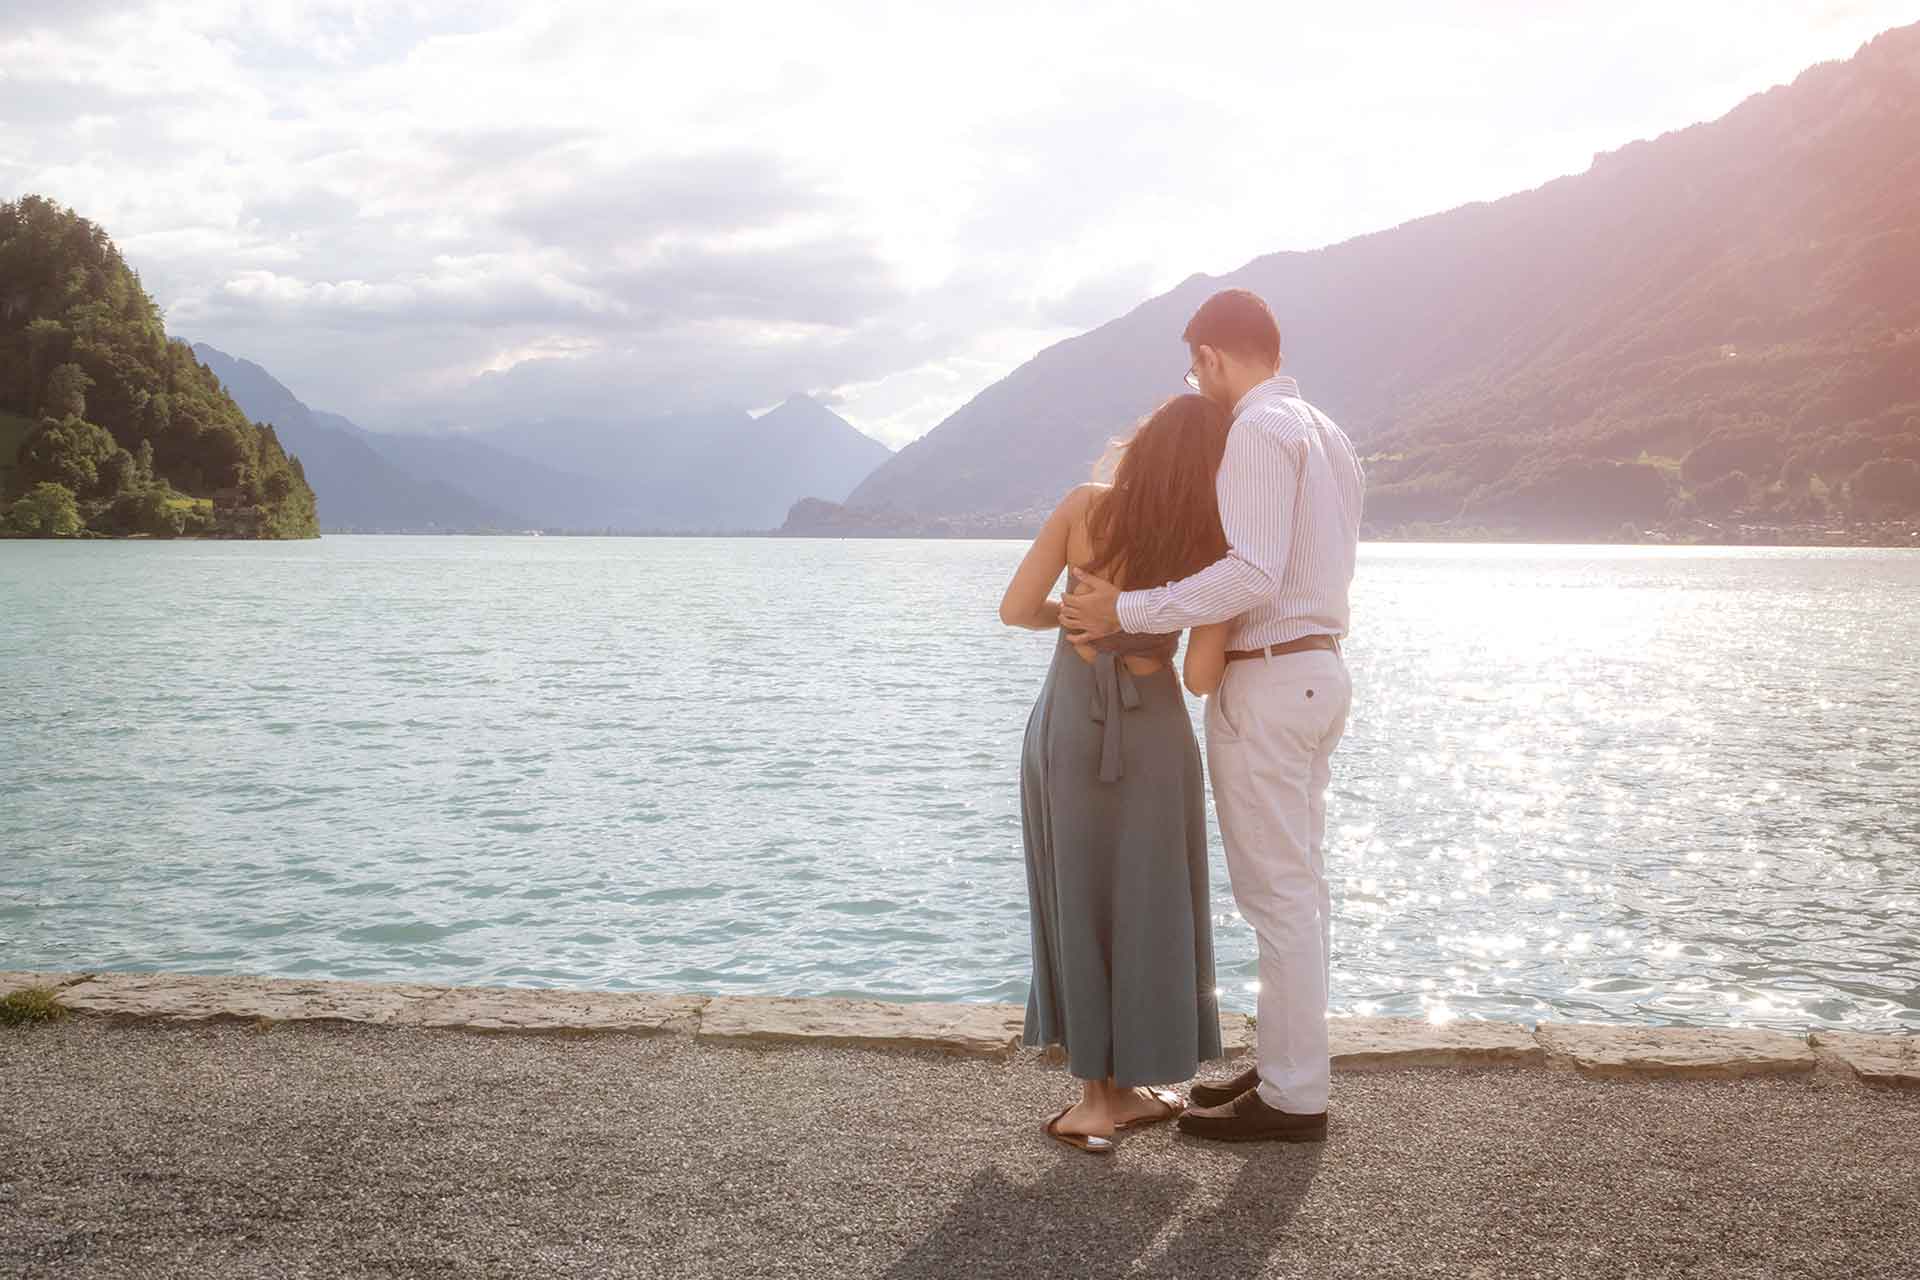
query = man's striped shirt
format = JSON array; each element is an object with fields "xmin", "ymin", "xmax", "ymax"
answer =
[{"xmin": 1114, "ymin": 374, "xmax": 1365, "ymax": 650}]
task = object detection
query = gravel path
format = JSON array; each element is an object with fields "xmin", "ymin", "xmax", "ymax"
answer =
[{"xmin": 2, "ymin": 1019, "xmax": 1915, "ymax": 1279}]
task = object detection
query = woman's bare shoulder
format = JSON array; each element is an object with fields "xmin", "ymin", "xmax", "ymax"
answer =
[
  {"xmin": 1044, "ymin": 483, "xmax": 1106, "ymax": 532},
  {"xmin": 1063, "ymin": 481, "xmax": 1109, "ymax": 512}
]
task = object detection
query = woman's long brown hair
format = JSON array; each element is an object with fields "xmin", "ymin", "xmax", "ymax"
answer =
[{"xmin": 1083, "ymin": 394, "xmax": 1233, "ymax": 592}]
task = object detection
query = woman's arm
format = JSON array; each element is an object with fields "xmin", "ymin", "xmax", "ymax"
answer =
[
  {"xmin": 1182, "ymin": 620, "xmax": 1234, "ymax": 696},
  {"xmin": 999, "ymin": 485, "xmax": 1097, "ymax": 629}
]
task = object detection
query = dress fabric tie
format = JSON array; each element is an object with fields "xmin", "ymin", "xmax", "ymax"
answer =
[{"xmin": 1089, "ymin": 649, "xmax": 1142, "ymax": 783}]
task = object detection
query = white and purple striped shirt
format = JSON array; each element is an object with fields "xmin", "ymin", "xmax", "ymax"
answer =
[{"xmin": 1114, "ymin": 374, "xmax": 1364, "ymax": 650}]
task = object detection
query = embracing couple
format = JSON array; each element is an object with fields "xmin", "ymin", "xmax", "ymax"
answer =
[{"xmin": 998, "ymin": 288, "xmax": 1364, "ymax": 1152}]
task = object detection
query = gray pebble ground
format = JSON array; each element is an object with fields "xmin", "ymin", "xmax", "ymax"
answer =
[{"xmin": 2, "ymin": 1019, "xmax": 1916, "ymax": 1279}]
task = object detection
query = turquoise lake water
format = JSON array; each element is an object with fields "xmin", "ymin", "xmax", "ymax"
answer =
[{"xmin": 2, "ymin": 536, "xmax": 1916, "ymax": 1031}]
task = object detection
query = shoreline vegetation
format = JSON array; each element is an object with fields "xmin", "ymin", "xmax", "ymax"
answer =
[
  {"xmin": 3, "ymin": 970, "xmax": 1915, "ymax": 1088},
  {"xmin": 15, "ymin": 523, "xmax": 1903, "ymax": 547},
  {"xmin": 17, "ymin": 493, "xmax": 1916, "ymax": 546},
  {"xmin": 770, "ymin": 496, "xmax": 1920, "ymax": 547},
  {"xmin": 6, "ymin": 518, "xmax": 1920, "ymax": 547},
  {"xmin": 262, "ymin": 497, "xmax": 1894, "ymax": 545}
]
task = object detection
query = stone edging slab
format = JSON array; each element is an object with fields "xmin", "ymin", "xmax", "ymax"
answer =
[
  {"xmin": 3, "ymin": 970, "xmax": 1913, "ymax": 1088},
  {"xmin": 1535, "ymin": 1023, "xmax": 1816, "ymax": 1080},
  {"xmin": 1809, "ymin": 1029, "xmax": 1920, "ymax": 1088},
  {"xmin": 1333, "ymin": 1015, "xmax": 1546, "ymax": 1070}
]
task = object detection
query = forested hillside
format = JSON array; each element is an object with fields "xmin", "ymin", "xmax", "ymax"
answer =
[{"xmin": 0, "ymin": 195, "xmax": 317, "ymax": 538}]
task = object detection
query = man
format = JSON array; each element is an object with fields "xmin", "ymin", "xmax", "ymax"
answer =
[{"xmin": 1060, "ymin": 287, "xmax": 1364, "ymax": 1143}]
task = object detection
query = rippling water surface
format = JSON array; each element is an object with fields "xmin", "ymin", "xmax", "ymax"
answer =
[{"xmin": 2, "ymin": 536, "xmax": 1916, "ymax": 1032}]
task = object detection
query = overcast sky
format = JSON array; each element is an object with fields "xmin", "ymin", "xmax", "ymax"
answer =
[{"xmin": 3, "ymin": 1, "xmax": 1915, "ymax": 445}]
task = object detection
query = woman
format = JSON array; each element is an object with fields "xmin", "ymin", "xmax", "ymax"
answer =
[{"xmin": 998, "ymin": 393, "xmax": 1235, "ymax": 1153}]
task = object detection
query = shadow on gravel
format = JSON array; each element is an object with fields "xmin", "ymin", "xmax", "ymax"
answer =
[
  {"xmin": 1150, "ymin": 1141, "xmax": 1325, "ymax": 1276},
  {"xmin": 882, "ymin": 1141, "xmax": 1322, "ymax": 1279}
]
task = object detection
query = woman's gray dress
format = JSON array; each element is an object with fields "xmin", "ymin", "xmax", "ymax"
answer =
[{"xmin": 1020, "ymin": 625, "xmax": 1224, "ymax": 1086}]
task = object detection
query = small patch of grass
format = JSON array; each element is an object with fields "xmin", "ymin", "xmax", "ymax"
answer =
[{"xmin": 0, "ymin": 985, "xmax": 71, "ymax": 1026}]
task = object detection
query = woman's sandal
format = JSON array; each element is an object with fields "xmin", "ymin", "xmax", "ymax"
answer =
[
  {"xmin": 1043, "ymin": 1105, "xmax": 1115, "ymax": 1153},
  {"xmin": 1113, "ymin": 1087, "xmax": 1185, "ymax": 1131}
]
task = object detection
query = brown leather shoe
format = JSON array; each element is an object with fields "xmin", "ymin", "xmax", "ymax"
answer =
[
  {"xmin": 1186, "ymin": 1065, "xmax": 1260, "ymax": 1108},
  {"xmin": 1177, "ymin": 1087, "xmax": 1328, "ymax": 1144}
]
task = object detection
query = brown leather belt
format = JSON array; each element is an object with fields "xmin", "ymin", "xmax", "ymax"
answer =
[{"xmin": 1225, "ymin": 633, "xmax": 1340, "ymax": 663}]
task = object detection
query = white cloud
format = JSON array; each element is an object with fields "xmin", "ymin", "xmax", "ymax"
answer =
[{"xmin": 3, "ymin": 0, "xmax": 1915, "ymax": 448}]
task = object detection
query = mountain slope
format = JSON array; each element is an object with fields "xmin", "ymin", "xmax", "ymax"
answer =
[
  {"xmin": 754, "ymin": 393, "xmax": 893, "ymax": 511},
  {"xmin": 361, "ymin": 428, "xmax": 610, "ymax": 531},
  {"xmin": 482, "ymin": 393, "xmax": 890, "ymax": 532},
  {"xmin": 849, "ymin": 23, "xmax": 1920, "ymax": 535},
  {"xmin": 199, "ymin": 342, "xmax": 892, "ymax": 533},
  {"xmin": 191, "ymin": 344, "xmax": 527, "ymax": 532}
]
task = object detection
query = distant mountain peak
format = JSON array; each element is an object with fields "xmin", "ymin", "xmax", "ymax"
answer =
[
  {"xmin": 757, "ymin": 392, "xmax": 892, "ymax": 456},
  {"xmin": 760, "ymin": 391, "xmax": 836, "ymax": 420}
]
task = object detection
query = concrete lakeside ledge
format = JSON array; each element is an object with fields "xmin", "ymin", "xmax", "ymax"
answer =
[{"xmin": 3, "ymin": 968, "xmax": 1915, "ymax": 1089}]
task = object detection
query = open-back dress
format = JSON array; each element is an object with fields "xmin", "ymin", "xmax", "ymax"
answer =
[{"xmin": 1018, "ymin": 577, "xmax": 1224, "ymax": 1085}]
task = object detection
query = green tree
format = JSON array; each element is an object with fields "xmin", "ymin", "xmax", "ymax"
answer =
[
  {"xmin": 42, "ymin": 362, "xmax": 90, "ymax": 419},
  {"xmin": 138, "ymin": 391, "xmax": 170, "ymax": 439},
  {"xmin": 96, "ymin": 446, "xmax": 138, "ymax": 497},
  {"xmin": 7, "ymin": 481, "xmax": 81, "ymax": 536},
  {"xmin": 24, "ymin": 318, "xmax": 70, "ymax": 402},
  {"xmin": 18, "ymin": 415, "xmax": 120, "ymax": 496},
  {"xmin": 102, "ymin": 486, "xmax": 187, "ymax": 537}
]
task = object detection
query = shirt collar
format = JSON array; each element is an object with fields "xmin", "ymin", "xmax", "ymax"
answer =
[{"xmin": 1232, "ymin": 373, "xmax": 1300, "ymax": 420}]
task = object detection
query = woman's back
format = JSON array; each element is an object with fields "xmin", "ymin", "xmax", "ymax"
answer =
[{"xmin": 1063, "ymin": 487, "xmax": 1179, "ymax": 676}]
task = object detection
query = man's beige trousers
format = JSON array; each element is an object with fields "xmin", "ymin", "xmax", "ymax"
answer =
[{"xmin": 1204, "ymin": 646, "xmax": 1352, "ymax": 1114}]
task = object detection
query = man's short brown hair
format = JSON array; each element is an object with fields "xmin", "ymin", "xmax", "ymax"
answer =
[{"xmin": 1182, "ymin": 288, "xmax": 1281, "ymax": 366}]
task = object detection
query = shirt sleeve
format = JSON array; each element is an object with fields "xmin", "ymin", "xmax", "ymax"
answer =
[{"xmin": 1115, "ymin": 415, "xmax": 1299, "ymax": 632}]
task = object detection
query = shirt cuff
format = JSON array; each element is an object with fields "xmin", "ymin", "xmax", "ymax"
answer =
[{"xmin": 1115, "ymin": 587, "xmax": 1154, "ymax": 634}]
